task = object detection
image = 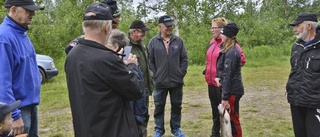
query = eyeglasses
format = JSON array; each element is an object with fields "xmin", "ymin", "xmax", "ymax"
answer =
[{"xmin": 211, "ymin": 27, "xmax": 221, "ymax": 30}]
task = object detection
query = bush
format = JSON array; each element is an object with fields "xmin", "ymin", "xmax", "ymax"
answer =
[{"xmin": 242, "ymin": 45, "xmax": 291, "ymax": 67}]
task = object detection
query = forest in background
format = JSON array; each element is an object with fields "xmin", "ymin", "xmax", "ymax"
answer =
[{"xmin": 0, "ymin": 0, "xmax": 320, "ymax": 65}]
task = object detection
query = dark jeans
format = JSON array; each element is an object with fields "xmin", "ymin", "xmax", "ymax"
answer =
[
  {"xmin": 130, "ymin": 89, "xmax": 149, "ymax": 137},
  {"xmin": 153, "ymin": 86, "xmax": 183, "ymax": 134},
  {"xmin": 20, "ymin": 105, "xmax": 38, "ymax": 137},
  {"xmin": 208, "ymin": 85, "xmax": 222, "ymax": 135},
  {"xmin": 290, "ymin": 105, "xmax": 320, "ymax": 137}
]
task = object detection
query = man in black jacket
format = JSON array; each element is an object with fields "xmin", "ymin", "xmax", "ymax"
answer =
[
  {"xmin": 148, "ymin": 15, "xmax": 188, "ymax": 137},
  {"xmin": 65, "ymin": 3, "xmax": 141, "ymax": 137},
  {"xmin": 287, "ymin": 13, "xmax": 320, "ymax": 137},
  {"xmin": 64, "ymin": 0, "xmax": 120, "ymax": 55}
]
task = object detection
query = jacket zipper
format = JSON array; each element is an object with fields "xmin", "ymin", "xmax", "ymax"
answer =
[{"xmin": 306, "ymin": 57, "xmax": 311, "ymax": 69}]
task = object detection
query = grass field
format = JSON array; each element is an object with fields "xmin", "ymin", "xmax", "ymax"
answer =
[{"xmin": 38, "ymin": 55, "xmax": 294, "ymax": 137}]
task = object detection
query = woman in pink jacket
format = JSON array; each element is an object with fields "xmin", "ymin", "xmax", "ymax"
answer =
[{"xmin": 204, "ymin": 17, "xmax": 246, "ymax": 137}]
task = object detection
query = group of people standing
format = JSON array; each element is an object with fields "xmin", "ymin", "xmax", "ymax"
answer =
[
  {"xmin": 204, "ymin": 13, "xmax": 320, "ymax": 137},
  {"xmin": 204, "ymin": 18, "xmax": 246, "ymax": 137},
  {"xmin": 64, "ymin": 1, "xmax": 188, "ymax": 137},
  {"xmin": 0, "ymin": 0, "xmax": 319, "ymax": 136}
]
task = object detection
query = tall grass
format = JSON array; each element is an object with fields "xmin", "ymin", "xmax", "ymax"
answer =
[{"xmin": 242, "ymin": 44, "xmax": 291, "ymax": 67}]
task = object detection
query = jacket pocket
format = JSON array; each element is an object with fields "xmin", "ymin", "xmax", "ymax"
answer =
[{"xmin": 307, "ymin": 55, "xmax": 320, "ymax": 72}]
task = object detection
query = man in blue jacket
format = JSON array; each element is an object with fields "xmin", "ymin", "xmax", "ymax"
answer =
[
  {"xmin": 0, "ymin": 0, "xmax": 43, "ymax": 136},
  {"xmin": 148, "ymin": 15, "xmax": 189, "ymax": 137}
]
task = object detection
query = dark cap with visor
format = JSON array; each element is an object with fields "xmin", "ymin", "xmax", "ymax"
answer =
[
  {"xmin": 158, "ymin": 15, "xmax": 174, "ymax": 27},
  {"xmin": 129, "ymin": 20, "xmax": 150, "ymax": 31},
  {"xmin": 0, "ymin": 100, "xmax": 21, "ymax": 122},
  {"xmin": 83, "ymin": 2, "xmax": 113, "ymax": 21},
  {"xmin": 4, "ymin": 0, "xmax": 44, "ymax": 11},
  {"xmin": 290, "ymin": 13, "xmax": 318, "ymax": 26}
]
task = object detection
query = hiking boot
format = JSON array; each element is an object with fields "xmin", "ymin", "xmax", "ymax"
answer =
[
  {"xmin": 171, "ymin": 128, "xmax": 185, "ymax": 137},
  {"xmin": 153, "ymin": 129, "xmax": 163, "ymax": 137}
]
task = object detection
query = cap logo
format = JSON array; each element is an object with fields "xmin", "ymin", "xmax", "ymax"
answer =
[{"xmin": 164, "ymin": 17, "xmax": 173, "ymax": 22}]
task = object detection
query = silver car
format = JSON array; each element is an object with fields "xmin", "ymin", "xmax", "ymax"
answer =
[{"xmin": 36, "ymin": 54, "xmax": 59, "ymax": 83}]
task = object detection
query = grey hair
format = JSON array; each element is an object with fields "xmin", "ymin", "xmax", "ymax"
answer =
[
  {"xmin": 108, "ymin": 29, "xmax": 129, "ymax": 48},
  {"xmin": 129, "ymin": 29, "xmax": 135, "ymax": 34},
  {"xmin": 304, "ymin": 21, "xmax": 318, "ymax": 31},
  {"xmin": 158, "ymin": 23, "xmax": 165, "ymax": 27},
  {"xmin": 82, "ymin": 19, "xmax": 112, "ymax": 33}
]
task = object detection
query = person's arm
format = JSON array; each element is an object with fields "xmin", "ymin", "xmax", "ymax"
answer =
[
  {"xmin": 0, "ymin": 42, "xmax": 24, "ymax": 135},
  {"xmin": 215, "ymin": 52, "xmax": 224, "ymax": 79},
  {"xmin": 215, "ymin": 52, "xmax": 225, "ymax": 87},
  {"xmin": 236, "ymin": 43, "xmax": 246, "ymax": 66},
  {"xmin": 179, "ymin": 40, "xmax": 189, "ymax": 77},
  {"xmin": 65, "ymin": 35, "xmax": 84, "ymax": 55},
  {"xmin": 221, "ymin": 52, "xmax": 236, "ymax": 101},
  {"xmin": 97, "ymin": 54, "xmax": 142, "ymax": 100},
  {"xmin": 148, "ymin": 39, "xmax": 156, "ymax": 75}
]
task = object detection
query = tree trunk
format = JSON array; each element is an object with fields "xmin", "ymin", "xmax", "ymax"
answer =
[{"xmin": 173, "ymin": 6, "xmax": 179, "ymax": 36}]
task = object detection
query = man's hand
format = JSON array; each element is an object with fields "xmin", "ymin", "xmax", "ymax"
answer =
[
  {"xmin": 117, "ymin": 48, "xmax": 124, "ymax": 59},
  {"xmin": 12, "ymin": 118, "xmax": 24, "ymax": 136},
  {"xmin": 124, "ymin": 53, "xmax": 138, "ymax": 65},
  {"xmin": 215, "ymin": 78, "xmax": 221, "ymax": 87},
  {"xmin": 221, "ymin": 100, "xmax": 230, "ymax": 110}
]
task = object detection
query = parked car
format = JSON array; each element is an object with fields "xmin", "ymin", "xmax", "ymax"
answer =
[{"xmin": 36, "ymin": 54, "xmax": 59, "ymax": 83}]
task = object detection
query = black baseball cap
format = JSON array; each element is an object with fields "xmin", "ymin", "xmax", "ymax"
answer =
[
  {"xmin": 158, "ymin": 15, "xmax": 174, "ymax": 26},
  {"xmin": 5, "ymin": 0, "xmax": 44, "ymax": 11},
  {"xmin": 102, "ymin": 0, "xmax": 120, "ymax": 18},
  {"xmin": 83, "ymin": 2, "xmax": 113, "ymax": 21},
  {"xmin": 290, "ymin": 13, "xmax": 318, "ymax": 26},
  {"xmin": 0, "ymin": 100, "xmax": 21, "ymax": 121},
  {"xmin": 129, "ymin": 20, "xmax": 150, "ymax": 31}
]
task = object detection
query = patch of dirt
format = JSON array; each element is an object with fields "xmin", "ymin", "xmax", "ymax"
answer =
[{"xmin": 147, "ymin": 85, "xmax": 291, "ymax": 137}]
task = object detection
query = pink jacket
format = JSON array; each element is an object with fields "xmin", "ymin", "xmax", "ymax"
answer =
[{"xmin": 205, "ymin": 38, "xmax": 246, "ymax": 86}]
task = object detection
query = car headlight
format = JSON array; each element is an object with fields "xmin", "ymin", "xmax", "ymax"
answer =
[{"xmin": 50, "ymin": 62, "xmax": 56, "ymax": 68}]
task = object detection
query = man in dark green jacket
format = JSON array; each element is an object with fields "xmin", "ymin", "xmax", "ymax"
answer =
[{"xmin": 128, "ymin": 20, "xmax": 154, "ymax": 137}]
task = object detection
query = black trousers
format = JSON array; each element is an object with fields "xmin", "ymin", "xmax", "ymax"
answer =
[
  {"xmin": 290, "ymin": 104, "xmax": 320, "ymax": 137},
  {"xmin": 208, "ymin": 85, "xmax": 222, "ymax": 135}
]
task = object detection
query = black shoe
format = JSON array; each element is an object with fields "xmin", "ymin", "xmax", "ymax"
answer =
[{"xmin": 210, "ymin": 133, "xmax": 220, "ymax": 137}]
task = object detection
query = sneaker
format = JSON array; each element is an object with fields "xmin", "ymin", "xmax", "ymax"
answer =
[
  {"xmin": 171, "ymin": 128, "xmax": 185, "ymax": 137},
  {"xmin": 153, "ymin": 129, "xmax": 163, "ymax": 137}
]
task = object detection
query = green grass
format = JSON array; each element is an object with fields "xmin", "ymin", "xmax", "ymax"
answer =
[
  {"xmin": 39, "ymin": 47, "xmax": 294, "ymax": 136},
  {"xmin": 38, "ymin": 58, "xmax": 73, "ymax": 137}
]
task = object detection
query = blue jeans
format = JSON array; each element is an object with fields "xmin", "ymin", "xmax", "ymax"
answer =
[
  {"xmin": 20, "ymin": 105, "xmax": 38, "ymax": 137},
  {"xmin": 153, "ymin": 86, "xmax": 183, "ymax": 134}
]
